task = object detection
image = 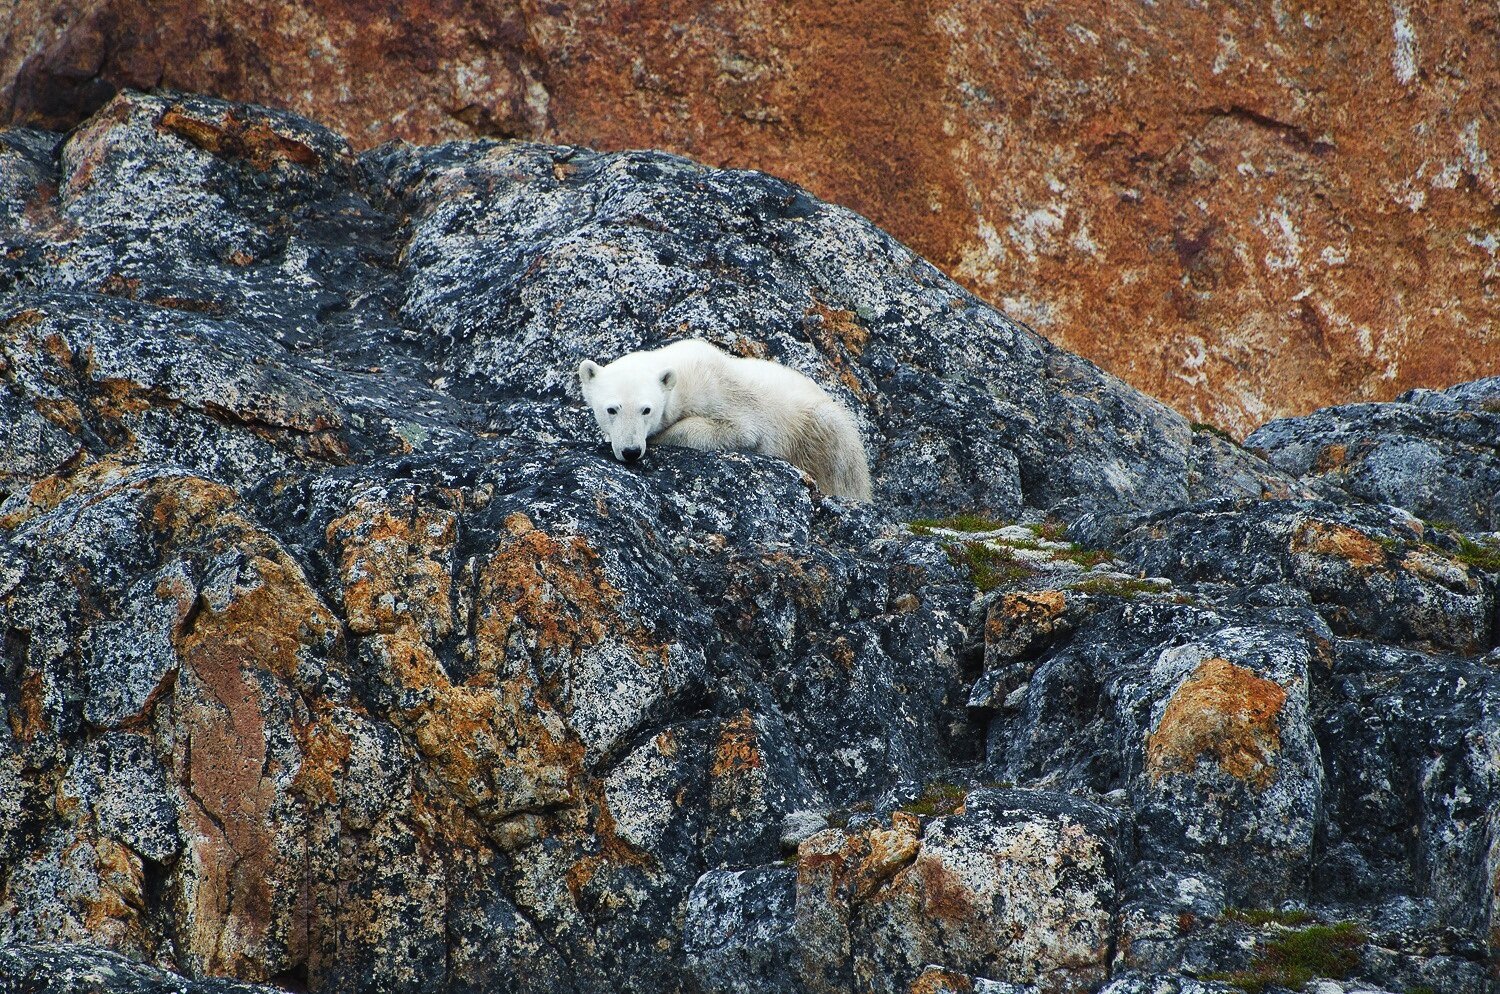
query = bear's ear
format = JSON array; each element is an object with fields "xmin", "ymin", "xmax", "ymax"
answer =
[
  {"xmin": 660, "ymin": 368, "xmax": 677, "ymax": 390},
  {"xmin": 578, "ymin": 359, "xmax": 600, "ymax": 384}
]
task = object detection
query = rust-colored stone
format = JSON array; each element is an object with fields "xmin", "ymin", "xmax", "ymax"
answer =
[
  {"xmin": 1145, "ymin": 657, "xmax": 1288, "ymax": 790},
  {"xmin": 1313, "ymin": 443, "xmax": 1350, "ymax": 472},
  {"xmin": 6, "ymin": 2, "xmax": 1496, "ymax": 430},
  {"xmin": 8, "ymin": 671, "xmax": 47, "ymax": 743},
  {"xmin": 710, "ymin": 710, "xmax": 763, "ymax": 778},
  {"xmin": 984, "ymin": 589, "xmax": 1071, "ymax": 661},
  {"xmin": 1290, "ymin": 519, "xmax": 1389, "ymax": 570},
  {"xmin": 157, "ymin": 105, "xmax": 321, "ymax": 171},
  {"xmin": 909, "ymin": 968, "xmax": 975, "ymax": 994}
]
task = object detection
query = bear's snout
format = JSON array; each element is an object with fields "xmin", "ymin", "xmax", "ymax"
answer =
[{"xmin": 620, "ymin": 446, "xmax": 643, "ymax": 463}]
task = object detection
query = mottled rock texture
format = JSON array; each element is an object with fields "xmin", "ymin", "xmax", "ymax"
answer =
[
  {"xmin": 2, "ymin": 92, "xmax": 1499, "ymax": 994},
  {"xmin": 4, "ymin": 2, "xmax": 1498, "ymax": 434}
]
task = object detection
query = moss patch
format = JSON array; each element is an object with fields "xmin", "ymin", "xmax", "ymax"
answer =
[
  {"xmin": 1071, "ymin": 576, "xmax": 1160, "ymax": 598},
  {"xmin": 1453, "ymin": 535, "xmax": 1500, "ymax": 573},
  {"xmin": 946, "ymin": 541, "xmax": 1035, "ymax": 592},
  {"xmin": 1206, "ymin": 921, "xmax": 1366, "ymax": 994},
  {"xmin": 900, "ymin": 781, "xmax": 968, "ymax": 817},
  {"xmin": 1190, "ymin": 421, "xmax": 1239, "ymax": 444},
  {"xmin": 1221, "ymin": 907, "xmax": 1315, "ymax": 928},
  {"xmin": 909, "ymin": 513, "xmax": 1011, "ymax": 533}
]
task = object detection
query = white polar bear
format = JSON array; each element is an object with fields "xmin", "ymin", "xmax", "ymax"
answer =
[{"xmin": 577, "ymin": 339, "xmax": 872, "ymax": 501}]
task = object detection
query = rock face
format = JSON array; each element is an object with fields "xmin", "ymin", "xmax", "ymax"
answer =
[
  {"xmin": 4, "ymin": 3, "xmax": 1498, "ymax": 435},
  {"xmin": 2, "ymin": 92, "xmax": 1498, "ymax": 994},
  {"xmin": 1248, "ymin": 379, "xmax": 1500, "ymax": 532}
]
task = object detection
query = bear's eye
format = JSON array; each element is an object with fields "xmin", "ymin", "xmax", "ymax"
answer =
[
  {"xmin": 606, "ymin": 406, "xmax": 618, "ymax": 416},
  {"xmin": 641, "ymin": 407, "xmax": 651, "ymax": 415}
]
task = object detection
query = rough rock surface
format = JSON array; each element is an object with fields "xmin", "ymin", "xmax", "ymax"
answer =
[
  {"xmin": 1248, "ymin": 378, "xmax": 1500, "ymax": 532},
  {"xmin": 2, "ymin": 92, "xmax": 1499, "ymax": 994},
  {"xmin": 4, "ymin": 3, "xmax": 1498, "ymax": 434}
]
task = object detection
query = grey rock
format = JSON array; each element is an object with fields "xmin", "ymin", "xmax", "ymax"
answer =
[
  {"xmin": 779, "ymin": 808, "xmax": 829, "ymax": 850},
  {"xmin": 0, "ymin": 943, "xmax": 283, "ymax": 993},
  {"xmin": 1, "ymin": 90, "xmax": 1498, "ymax": 994},
  {"xmin": 1248, "ymin": 377, "xmax": 1500, "ymax": 530}
]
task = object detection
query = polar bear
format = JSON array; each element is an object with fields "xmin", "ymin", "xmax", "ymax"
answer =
[{"xmin": 577, "ymin": 339, "xmax": 872, "ymax": 501}]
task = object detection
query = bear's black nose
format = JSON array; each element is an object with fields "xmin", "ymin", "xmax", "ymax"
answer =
[{"xmin": 621, "ymin": 446, "xmax": 643, "ymax": 462}]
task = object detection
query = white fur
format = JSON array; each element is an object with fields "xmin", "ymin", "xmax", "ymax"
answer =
[{"xmin": 577, "ymin": 339, "xmax": 872, "ymax": 501}]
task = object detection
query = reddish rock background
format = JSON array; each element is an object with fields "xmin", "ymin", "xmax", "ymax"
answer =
[{"xmin": 5, "ymin": 0, "xmax": 1497, "ymax": 433}]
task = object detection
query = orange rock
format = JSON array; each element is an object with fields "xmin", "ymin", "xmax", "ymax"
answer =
[
  {"xmin": 6, "ymin": 2, "xmax": 1496, "ymax": 430},
  {"xmin": 1290, "ymin": 518, "xmax": 1390, "ymax": 570},
  {"xmin": 1145, "ymin": 657, "xmax": 1288, "ymax": 790}
]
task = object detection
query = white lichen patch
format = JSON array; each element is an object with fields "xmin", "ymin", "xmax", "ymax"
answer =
[{"xmin": 1390, "ymin": 3, "xmax": 1419, "ymax": 86}]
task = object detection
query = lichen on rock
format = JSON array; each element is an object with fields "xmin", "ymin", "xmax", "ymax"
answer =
[{"xmin": 2, "ymin": 91, "xmax": 1498, "ymax": 994}]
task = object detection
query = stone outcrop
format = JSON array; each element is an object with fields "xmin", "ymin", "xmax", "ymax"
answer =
[
  {"xmin": 4, "ymin": 2, "xmax": 1497, "ymax": 434},
  {"xmin": 2, "ymin": 92, "xmax": 1499, "ymax": 994}
]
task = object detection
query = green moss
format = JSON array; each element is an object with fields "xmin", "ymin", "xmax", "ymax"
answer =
[
  {"xmin": 1405, "ymin": 986, "xmax": 1438, "ymax": 994},
  {"xmin": 1030, "ymin": 520, "xmax": 1069, "ymax": 542},
  {"xmin": 1190, "ymin": 421, "xmax": 1239, "ymax": 444},
  {"xmin": 947, "ymin": 541, "xmax": 1036, "ymax": 592},
  {"xmin": 1221, "ymin": 907, "xmax": 1315, "ymax": 928},
  {"xmin": 901, "ymin": 781, "xmax": 968, "ymax": 817},
  {"xmin": 1454, "ymin": 535, "xmax": 1500, "ymax": 573},
  {"xmin": 1071, "ymin": 576, "xmax": 1160, "ymax": 599},
  {"xmin": 1056, "ymin": 545, "xmax": 1115, "ymax": 568},
  {"xmin": 1206, "ymin": 922, "xmax": 1366, "ymax": 993},
  {"xmin": 909, "ymin": 513, "xmax": 1011, "ymax": 533}
]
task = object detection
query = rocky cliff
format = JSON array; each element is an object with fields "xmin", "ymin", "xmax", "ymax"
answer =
[
  {"xmin": 4, "ymin": 2, "xmax": 1498, "ymax": 435},
  {"xmin": 1, "ymin": 92, "xmax": 1498, "ymax": 994}
]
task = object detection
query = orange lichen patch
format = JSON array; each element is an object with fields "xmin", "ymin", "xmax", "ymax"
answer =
[
  {"xmin": 331, "ymin": 508, "xmax": 630, "ymax": 833},
  {"xmin": 985, "ymin": 589, "xmax": 1069, "ymax": 658},
  {"xmin": 0, "ymin": 461, "xmax": 117, "ymax": 528},
  {"xmin": 41, "ymin": 331, "xmax": 73, "ymax": 365},
  {"xmin": 1290, "ymin": 519, "xmax": 1388, "ymax": 570},
  {"xmin": 374, "ymin": 628, "xmax": 582, "ymax": 824},
  {"xmin": 563, "ymin": 793, "xmax": 656, "ymax": 898},
  {"xmin": 158, "ymin": 106, "xmax": 322, "ymax": 171},
  {"xmin": 794, "ymin": 820, "xmax": 921, "ymax": 904},
  {"xmin": 1145, "ymin": 657, "xmax": 1288, "ymax": 790},
  {"xmin": 909, "ymin": 967, "xmax": 975, "ymax": 994},
  {"xmin": 97, "ymin": 274, "xmax": 142, "ymax": 299},
  {"xmin": 804, "ymin": 301, "xmax": 871, "ymax": 399},
  {"xmin": 78, "ymin": 837, "xmax": 146, "ymax": 934},
  {"xmin": 911, "ymin": 855, "xmax": 981, "ymax": 924},
  {"xmin": 326, "ymin": 494, "xmax": 458, "ymax": 639},
  {"xmin": 730, "ymin": 336, "xmax": 771, "ymax": 359},
  {"xmin": 474, "ymin": 514, "xmax": 630, "ymax": 667},
  {"xmin": 4, "ymin": 308, "xmax": 47, "ymax": 328},
  {"xmin": 806, "ymin": 301, "xmax": 870, "ymax": 356},
  {"xmin": 148, "ymin": 475, "xmax": 242, "ymax": 541},
  {"xmin": 8, "ymin": 671, "xmax": 48, "ymax": 743},
  {"xmin": 148, "ymin": 295, "xmax": 228, "ymax": 316},
  {"xmin": 1312, "ymin": 444, "xmax": 1350, "ymax": 473},
  {"xmin": 92, "ymin": 377, "xmax": 164, "ymax": 417},
  {"xmin": 1399, "ymin": 548, "xmax": 1476, "ymax": 590},
  {"xmin": 290, "ymin": 713, "xmax": 352, "ymax": 806},
  {"xmin": 31, "ymin": 396, "xmax": 84, "ymax": 433},
  {"xmin": 170, "ymin": 529, "xmax": 340, "ymax": 975},
  {"xmin": 850, "ymin": 825, "xmax": 922, "ymax": 901},
  {"xmin": 710, "ymin": 710, "xmax": 762, "ymax": 777}
]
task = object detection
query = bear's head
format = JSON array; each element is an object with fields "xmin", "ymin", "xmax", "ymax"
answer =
[{"xmin": 578, "ymin": 355, "xmax": 675, "ymax": 463}]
